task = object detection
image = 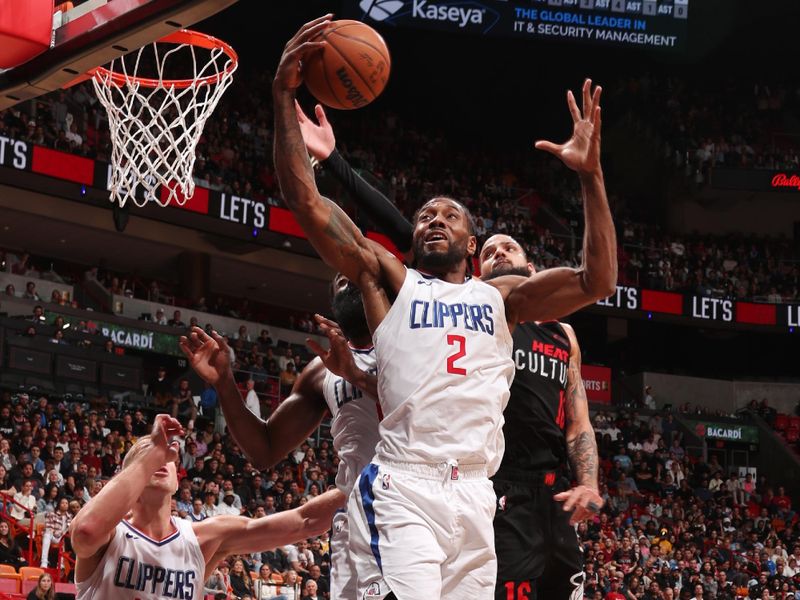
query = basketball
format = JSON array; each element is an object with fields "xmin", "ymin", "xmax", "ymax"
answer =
[{"xmin": 303, "ymin": 20, "xmax": 391, "ymax": 111}]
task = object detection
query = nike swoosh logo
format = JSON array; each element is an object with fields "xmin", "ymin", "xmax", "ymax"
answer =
[{"xmin": 125, "ymin": 533, "xmax": 139, "ymax": 539}]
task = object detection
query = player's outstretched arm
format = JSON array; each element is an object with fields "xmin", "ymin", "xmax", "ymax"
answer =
[
  {"xmin": 552, "ymin": 324, "xmax": 603, "ymax": 525},
  {"xmin": 180, "ymin": 327, "xmax": 328, "ymax": 470},
  {"xmin": 273, "ymin": 16, "xmax": 389, "ymax": 288},
  {"xmin": 70, "ymin": 416, "xmax": 183, "ymax": 569},
  {"xmin": 535, "ymin": 79, "xmax": 616, "ymax": 301},
  {"xmin": 498, "ymin": 79, "xmax": 617, "ymax": 323},
  {"xmin": 297, "ymin": 101, "xmax": 414, "ymax": 256},
  {"xmin": 307, "ymin": 314, "xmax": 378, "ymax": 399},
  {"xmin": 195, "ymin": 488, "xmax": 346, "ymax": 565}
]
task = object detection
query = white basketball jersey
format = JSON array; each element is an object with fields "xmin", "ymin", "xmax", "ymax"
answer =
[
  {"xmin": 373, "ymin": 268, "xmax": 514, "ymax": 474},
  {"xmin": 76, "ymin": 517, "xmax": 205, "ymax": 600},
  {"xmin": 322, "ymin": 348, "xmax": 382, "ymax": 494}
]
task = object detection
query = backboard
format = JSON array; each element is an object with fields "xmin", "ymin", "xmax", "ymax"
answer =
[{"xmin": 0, "ymin": 0, "xmax": 238, "ymax": 110}]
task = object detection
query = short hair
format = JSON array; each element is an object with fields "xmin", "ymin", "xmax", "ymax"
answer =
[
  {"xmin": 412, "ymin": 196, "xmax": 477, "ymax": 237},
  {"xmin": 121, "ymin": 435, "xmax": 151, "ymax": 470}
]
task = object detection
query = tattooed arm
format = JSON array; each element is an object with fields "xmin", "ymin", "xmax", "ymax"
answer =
[
  {"xmin": 553, "ymin": 323, "xmax": 604, "ymax": 524},
  {"xmin": 271, "ymin": 16, "xmax": 405, "ymax": 318}
]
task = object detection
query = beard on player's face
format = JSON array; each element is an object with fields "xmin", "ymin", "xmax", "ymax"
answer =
[
  {"xmin": 331, "ymin": 282, "xmax": 370, "ymax": 343},
  {"xmin": 482, "ymin": 265, "xmax": 532, "ymax": 282},
  {"xmin": 413, "ymin": 234, "xmax": 470, "ymax": 273}
]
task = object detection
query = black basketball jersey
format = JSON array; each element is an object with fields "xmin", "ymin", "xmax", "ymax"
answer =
[{"xmin": 499, "ymin": 321, "xmax": 571, "ymax": 473}]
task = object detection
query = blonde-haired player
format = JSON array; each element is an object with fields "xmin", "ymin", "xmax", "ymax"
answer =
[{"xmin": 71, "ymin": 414, "xmax": 344, "ymax": 600}]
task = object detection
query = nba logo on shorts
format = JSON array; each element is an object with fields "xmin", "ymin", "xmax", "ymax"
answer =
[
  {"xmin": 364, "ymin": 582, "xmax": 382, "ymax": 598},
  {"xmin": 382, "ymin": 474, "xmax": 391, "ymax": 489},
  {"xmin": 498, "ymin": 495, "xmax": 507, "ymax": 511}
]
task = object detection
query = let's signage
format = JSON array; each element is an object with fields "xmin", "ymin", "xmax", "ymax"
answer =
[
  {"xmin": 1, "ymin": 140, "xmax": 798, "ymax": 333},
  {"xmin": 595, "ymin": 285, "xmax": 799, "ymax": 330}
]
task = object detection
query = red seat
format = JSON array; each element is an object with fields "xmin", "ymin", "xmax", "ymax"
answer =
[
  {"xmin": 775, "ymin": 413, "xmax": 789, "ymax": 431},
  {"xmin": 789, "ymin": 416, "xmax": 800, "ymax": 430},
  {"xmin": 786, "ymin": 429, "xmax": 799, "ymax": 443},
  {"xmin": 0, "ymin": 577, "xmax": 20, "ymax": 593},
  {"xmin": 22, "ymin": 579, "xmax": 38, "ymax": 594},
  {"xmin": 55, "ymin": 582, "xmax": 77, "ymax": 594}
]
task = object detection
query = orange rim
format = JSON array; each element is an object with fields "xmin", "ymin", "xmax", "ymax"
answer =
[{"xmin": 89, "ymin": 29, "xmax": 238, "ymax": 89}]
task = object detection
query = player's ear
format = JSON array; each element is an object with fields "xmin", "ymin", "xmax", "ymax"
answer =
[
  {"xmin": 527, "ymin": 263, "xmax": 536, "ymax": 275},
  {"xmin": 466, "ymin": 235, "xmax": 477, "ymax": 257}
]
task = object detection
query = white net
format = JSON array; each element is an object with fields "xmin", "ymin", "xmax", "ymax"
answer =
[{"xmin": 91, "ymin": 31, "xmax": 237, "ymax": 207}]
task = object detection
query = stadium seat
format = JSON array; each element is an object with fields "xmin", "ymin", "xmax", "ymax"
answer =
[
  {"xmin": 786, "ymin": 429, "xmax": 799, "ymax": 443},
  {"xmin": 0, "ymin": 577, "xmax": 20, "ymax": 593},
  {"xmin": 0, "ymin": 566, "xmax": 15, "ymax": 575},
  {"xmin": 19, "ymin": 566, "xmax": 44, "ymax": 581},
  {"xmin": 54, "ymin": 582, "xmax": 77, "ymax": 594},
  {"xmin": 22, "ymin": 579, "xmax": 37, "ymax": 594},
  {"xmin": 775, "ymin": 413, "xmax": 789, "ymax": 431},
  {"xmin": 790, "ymin": 416, "xmax": 800, "ymax": 430}
]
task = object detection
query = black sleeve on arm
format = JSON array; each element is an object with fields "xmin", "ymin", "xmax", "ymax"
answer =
[{"xmin": 321, "ymin": 148, "xmax": 413, "ymax": 253}]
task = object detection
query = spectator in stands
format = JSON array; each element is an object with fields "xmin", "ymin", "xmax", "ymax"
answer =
[
  {"xmin": 188, "ymin": 498, "xmax": 206, "ymax": 522},
  {"xmin": 171, "ymin": 377, "xmax": 197, "ymax": 423},
  {"xmin": 644, "ymin": 386, "xmax": 656, "ymax": 410},
  {"xmin": 39, "ymin": 497, "xmax": 71, "ymax": 568},
  {"xmin": 230, "ymin": 557, "xmax": 255, "ymax": 598},
  {"xmin": 205, "ymin": 560, "xmax": 232, "ymax": 599},
  {"xmin": 25, "ymin": 572, "xmax": 54, "ymax": 600},
  {"xmin": 773, "ymin": 486, "xmax": 794, "ymax": 521},
  {"xmin": 175, "ymin": 487, "xmax": 193, "ymax": 519},
  {"xmin": 4, "ymin": 283, "xmax": 16, "ymax": 297},
  {"xmin": 0, "ymin": 438, "xmax": 15, "ymax": 470},
  {"xmin": 301, "ymin": 579, "xmax": 320, "ymax": 600},
  {"xmin": 306, "ymin": 564, "xmax": 328, "ymax": 599},
  {"xmin": 36, "ymin": 484, "xmax": 60, "ymax": 514},
  {"xmin": 23, "ymin": 281, "xmax": 40, "ymax": 301},
  {"xmin": 11, "ymin": 254, "xmax": 31, "ymax": 276},
  {"xmin": 253, "ymin": 563, "xmax": 284, "ymax": 599},
  {"xmin": 11, "ymin": 479, "xmax": 37, "ymax": 525},
  {"xmin": 236, "ymin": 324, "xmax": 251, "ymax": 341},
  {"xmin": 168, "ymin": 309, "xmax": 185, "ymax": 327},
  {"xmin": 244, "ymin": 379, "xmax": 261, "ymax": 418},
  {"xmin": 148, "ymin": 366, "xmax": 172, "ymax": 407},
  {"xmin": 280, "ymin": 569, "xmax": 302, "ymax": 600},
  {"xmin": 279, "ymin": 363, "xmax": 297, "ymax": 397},
  {"xmin": 154, "ymin": 308, "xmax": 167, "ymax": 325},
  {"xmin": 279, "ymin": 349, "xmax": 297, "ymax": 372},
  {"xmin": 0, "ymin": 519, "xmax": 27, "ymax": 568},
  {"xmin": 202, "ymin": 490, "xmax": 221, "ymax": 517},
  {"xmin": 287, "ymin": 540, "xmax": 313, "ymax": 577},
  {"xmin": 30, "ymin": 305, "xmax": 45, "ymax": 322},
  {"xmin": 258, "ymin": 328, "xmax": 274, "ymax": 349},
  {"xmin": 200, "ymin": 381, "xmax": 218, "ymax": 420},
  {"xmin": 219, "ymin": 479, "xmax": 243, "ymax": 510}
]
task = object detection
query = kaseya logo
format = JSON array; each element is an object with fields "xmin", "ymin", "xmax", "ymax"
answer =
[
  {"xmin": 364, "ymin": 581, "xmax": 382, "ymax": 598},
  {"xmin": 360, "ymin": 0, "xmax": 489, "ymax": 29},
  {"xmin": 359, "ymin": 0, "xmax": 404, "ymax": 21}
]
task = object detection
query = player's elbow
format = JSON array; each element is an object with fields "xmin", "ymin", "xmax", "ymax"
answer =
[
  {"xmin": 583, "ymin": 272, "xmax": 616, "ymax": 301},
  {"xmin": 70, "ymin": 519, "xmax": 106, "ymax": 557}
]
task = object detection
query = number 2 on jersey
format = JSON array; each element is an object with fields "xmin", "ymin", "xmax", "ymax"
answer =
[{"xmin": 446, "ymin": 334, "xmax": 467, "ymax": 375}]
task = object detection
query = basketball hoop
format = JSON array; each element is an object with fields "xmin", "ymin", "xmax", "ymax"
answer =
[{"xmin": 90, "ymin": 29, "xmax": 237, "ymax": 207}]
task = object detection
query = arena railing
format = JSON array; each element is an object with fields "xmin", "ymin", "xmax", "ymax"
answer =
[{"xmin": 0, "ymin": 492, "xmax": 36, "ymax": 565}]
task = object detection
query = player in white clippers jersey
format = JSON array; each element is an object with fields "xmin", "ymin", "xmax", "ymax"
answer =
[
  {"xmin": 72, "ymin": 414, "xmax": 344, "ymax": 600},
  {"xmin": 181, "ymin": 273, "xmax": 383, "ymax": 599},
  {"xmin": 273, "ymin": 16, "xmax": 616, "ymax": 599}
]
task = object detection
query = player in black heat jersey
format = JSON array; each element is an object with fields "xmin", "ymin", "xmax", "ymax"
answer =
[
  {"xmin": 480, "ymin": 233, "xmax": 603, "ymax": 600},
  {"xmin": 295, "ymin": 77, "xmax": 614, "ymax": 600}
]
